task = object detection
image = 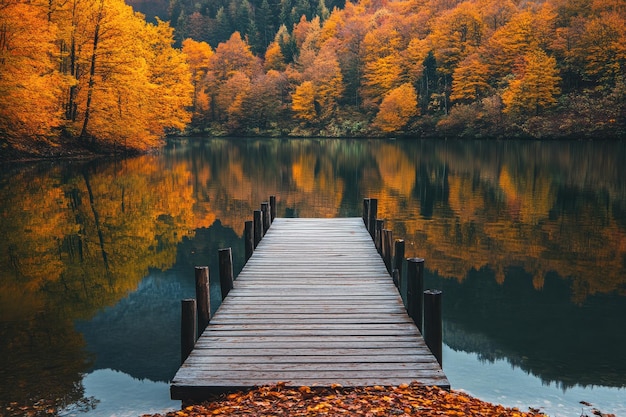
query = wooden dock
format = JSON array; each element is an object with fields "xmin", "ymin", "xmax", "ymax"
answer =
[{"xmin": 170, "ymin": 217, "xmax": 449, "ymax": 400}]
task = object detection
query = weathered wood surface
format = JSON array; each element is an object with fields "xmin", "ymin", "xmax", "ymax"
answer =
[{"xmin": 171, "ymin": 218, "xmax": 449, "ymax": 400}]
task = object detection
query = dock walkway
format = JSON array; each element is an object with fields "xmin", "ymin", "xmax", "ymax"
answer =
[{"xmin": 171, "ymin": 217, "xmax": 449, "ymax": 400}]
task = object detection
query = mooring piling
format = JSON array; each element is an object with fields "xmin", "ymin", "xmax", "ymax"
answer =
[
  {"xmin": 180, "ymin": 299, "xmax": 196, "ymax": 364},
  {"xmin": 244, "ymin": 220, "xmax": 254, "ymax": 262},
  {"xmin": 424, "ymin": 289, "xmax": 443, "ymax": 366},
  {"xmin": 194, "ymin": 266, "xmax": 211, "ymax": 335},
  {"xmin": 218, "ymin": 248, "xmax": 234, "ymax": 300}
]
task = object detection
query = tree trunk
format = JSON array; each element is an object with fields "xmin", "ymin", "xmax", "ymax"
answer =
[{"xmin": 80, "ymin": 0, "xmax": 104, "ymax": 142}]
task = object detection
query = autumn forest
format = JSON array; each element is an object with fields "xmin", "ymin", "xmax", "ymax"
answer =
[{"xmin": 1, "ymin": 0, "xmax": 625, "ymax": 157}]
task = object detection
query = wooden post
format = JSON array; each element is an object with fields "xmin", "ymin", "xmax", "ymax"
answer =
[
  {"xmin": 270, "ymin": 195, "xmax": 277, "ymax": 222},
  {"xmin": 363, "ymin": 198, "xmax": 370, "ymax": 225},
  {"xmin": 393, "ymin": 239, "xmax": 405, "ymax": 289},
  {"xmin": 181, "ymin": 299, "xmax": 196, "ymax": 364},
  {"xmin": 253, "ymin": 210, "xmax": 262, "ymax": 248},
  {"xmin": 194, "ymin": 266, "xmax": 210, "ymax": 335},
  {"xmin": 424, "ymin": 289, "xmax": 443, "ymax": 367},
  {"xmin": 368, "ymin": 198, "xmax": 378, "ymax": 238},
  {"xmin": 382, "ymin": 229, "xmax": 393, "ymax": 274},
  {"xmin": 406, "ymin": 257, "xmax": 424, "ymax": 332},
  {"xmin": 244, "ymin": 220, "xmax": 253, "ymax": 262},
  {"xmin": 218, "ymin": 248, "xmax": 234, "ymax": 300},
  {"xmin": 392, "ymin": 268, "xmax": 400, "ymax": 288},
  {"xmin": 261, "ymin": 202, "xmax": 270, "ymax": 235},
  {"xmin": 375, "ymin": 219, "xmax": 384, "ymax": 253}
]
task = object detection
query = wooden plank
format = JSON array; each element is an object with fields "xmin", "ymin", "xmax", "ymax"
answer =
[
  {"xmin": 197, "ymin": 323, "xmax": 419, "ymax": 330},
  {"xmin": 170, "ymin": 217, "xmax": 449, "ymax": 400},
  {"xmin": 178, "ymin": 355, "xmax": 438, "ymax": 364},
  {"xmin": 193, "ymin": 335, "xmax": 421, "ymax": 343},
  {"xmin": 177, "ymin": 358, "xmax": 439, "ymax": 370}
]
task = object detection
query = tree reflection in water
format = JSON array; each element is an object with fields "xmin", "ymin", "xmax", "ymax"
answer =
[{"xmin": 0, "ymin": 138, "xmax": 624, "ymax": 415}]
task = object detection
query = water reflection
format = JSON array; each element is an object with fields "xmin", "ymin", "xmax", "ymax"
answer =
[{"xmin": 1, "ymin": 138, "xmax": 625, "ymax": 415}]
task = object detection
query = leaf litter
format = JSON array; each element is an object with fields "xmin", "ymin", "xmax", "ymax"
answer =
[{"xmin": 146, "ymin": 382, "xmax": 551, "ymax": 417}]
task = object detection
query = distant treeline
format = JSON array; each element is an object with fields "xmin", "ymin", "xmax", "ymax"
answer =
[{"xmin": 1, "ymin": 0, "xmax": 625, "ymax": 158}]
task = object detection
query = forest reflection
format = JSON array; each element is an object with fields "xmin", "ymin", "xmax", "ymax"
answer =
[{"xmin": 1, "ymin": 138, "xmax": 625, "ymax": 411}]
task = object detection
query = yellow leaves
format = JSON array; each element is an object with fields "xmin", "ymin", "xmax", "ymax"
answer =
[
  {"xmin": 428, "ymin": 1, "xmax": 485, "ymax": 73},
  {"xmin": 372, "ymin": 83, "xmax": 418, "ymax": 132},
  {"xmin": 291, "ymin": 81, "xmax": 317, "ymax": 121},
  {"xmin": 306, "ymin": 401, "xmax": 332, "ymax": 412},
  {"xmin": 182, "ymin": 38, "xmax": 214, "ymax": 117},
  {"xmin": 153, "ymin": 383, "xmax": 547, "ymax": 417},
  {"xmin": 501, "ymin": 48, "xmax": 561, "ymax": 116},
  {"xmin": 1, "ymin": 0, "xmax": 192, "ymax": 150},
  {"xmin": 362, "ymin": 53, "xmax": 405, "ymax": 104},
  {"xmin": 0, "ymin": 1, "xmax": 65, "ymax": 143},
  {"xmin": 182, "ymin": 38, "xmax": 214, "ymax": 82},
  {"xmin": 579, "ymin": 12, "xmax": 626, "ymax": 84},
  {"xmin": 450, "ymin": 53, "xmax": 491, "ymax": 103},
  {"xmin": 264, "ymin": 41, "xmax": 286, "ymax": 72}
]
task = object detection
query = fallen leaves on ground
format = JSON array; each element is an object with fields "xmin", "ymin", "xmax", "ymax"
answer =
[{"xmin": 146, "ymin": 382, "xmax": 548, "ymax": 417}]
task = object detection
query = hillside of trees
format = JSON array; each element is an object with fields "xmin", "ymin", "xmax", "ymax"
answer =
[
  {"xmin": 172, "ymin": 0, "xmax": 626, "ymax": 139},
  {"xmin": 1, "ymin": 0, "xmax": 625, "ymax": 158}
]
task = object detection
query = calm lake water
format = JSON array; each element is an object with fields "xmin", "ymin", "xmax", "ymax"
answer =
[{"xmin": 1, "ymin": 138, "xmax": 625, "ymax": 417}]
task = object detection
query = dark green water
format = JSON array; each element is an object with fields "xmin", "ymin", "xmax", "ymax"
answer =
[{"xmin": 1, "ymin": 138, "xmax": 625, "ymax": 416}]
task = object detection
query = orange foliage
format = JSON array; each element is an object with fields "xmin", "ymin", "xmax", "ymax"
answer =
[
  {"xmin": 428, "ymin": 1, "xmax": 485, "ymax": 74},
  {"xmin": 501, "ymin": 48, "xmax": 561, "ymax": 116},
  {"xmin": 1, "ymin": 0, "xmax": 192, "ymax": 151},
  {"xmin": 0, "ymin": 1, "xmax": 66, "ymax": 144},
  {"xmin": 264, "ymin": 41, "xmax": 286, "ymax": 71},
  {"xmin": 292, "ymin": 81, "xmax": 317, "ymax": 120},
  {"xmin": 373, "ymin": 83, "xmax": 418, "ymax": 132},
  {"xmin": 148, "ymin": 383, "xmax": 546, "ymax": 417},
  {"xmin": 209, "ymin": 32, "xmax": 261, "ymax": 81},
  {"xmin": 450, "ymin": 53, "xmax": 491, "ymax": 103},
  {"xmin": 182, "ymin": 38, "xmax": 214, "ymax": 116}
]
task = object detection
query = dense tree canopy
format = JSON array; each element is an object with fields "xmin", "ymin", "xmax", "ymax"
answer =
[
  {"xmin": 174, "ymin": 0, "xmax": 624, "ymax": 138},
  {"xmin": 1, "ymin": 0, "xmax": 192, "ymax": 154},
  {"xmin": 1, "ymin": 0, "xmax": 625, "ymax": 157}
]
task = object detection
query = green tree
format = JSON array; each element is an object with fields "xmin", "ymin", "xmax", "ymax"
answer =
[{"xmin": 258, "ymin": 0, "xmax": 275, "ymax": 47}]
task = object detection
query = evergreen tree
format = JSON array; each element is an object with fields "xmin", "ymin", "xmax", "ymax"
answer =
[
  {"xmin": 215, "ymin": 6, "xmax": 233, "ymax": 44},
  {"xmin": 316, "ymin": 0, "xmax": 330, "ymax": 20},
  {"xmin": 279, "ymin": 0, "xmax": 293, "ymax": 30},
  {"xmin": 258, "ymin": 0, "xmax": 274, "ymax": 47},
  {"xmin": 247, "ymin": 19, "xmax": 264, "ymax": 55}
]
